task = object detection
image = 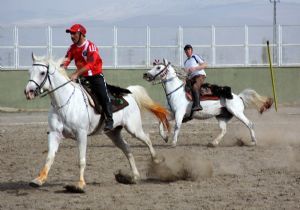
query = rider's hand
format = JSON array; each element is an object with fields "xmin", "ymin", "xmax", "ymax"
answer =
[
  {"xmin": 188, "ymin": 66, "xmax": 196, "ymax": 72},
  {"xmin": 70, "ymin": 72, "xmax": 79, "ymax": 81}
]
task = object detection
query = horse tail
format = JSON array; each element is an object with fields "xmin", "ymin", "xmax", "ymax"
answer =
[
  {"xmin": 127, "ymin": 85, "xmax": 170, "ymax": 132},
  {"xmin": 238, "ymin": 89, "xmax": 273, "ymax": 114}
]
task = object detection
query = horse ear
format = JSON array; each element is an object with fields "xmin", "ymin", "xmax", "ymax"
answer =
[
  {"xmin": 47, "ymin": 53, "xmax": 52, "ymax": 61},
  {"xmin": 32, "ymin": 52, "xmax": 37, "ymax": 61},
  {"xmin": 163, "ymin": 58, "xmax": 168, "ymax": 65},
  {"xmin": 153, "ymin": 59, "xmax": 160, "ymax": 66}
]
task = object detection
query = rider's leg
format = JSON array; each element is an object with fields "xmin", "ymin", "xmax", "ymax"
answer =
[
  {"xmin": 88, "ymin": 74, "xmax": 114, "ymax": 131},
  {"xmin": 191, "ymin": 76, "xmax": 204, "ymax": 111}
]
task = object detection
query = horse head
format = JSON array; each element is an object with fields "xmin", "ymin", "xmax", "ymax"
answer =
[
  {"xmin": 24, "ymin": 53, "xmax": 52, "ymax": 100},
  {"xmin": 143, "ymin": 58, "xmax": 174, "ymax": 82}
]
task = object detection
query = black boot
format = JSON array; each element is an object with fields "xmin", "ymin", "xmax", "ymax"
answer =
[
  {"xmin": 191, "ymin": 89, "xmax": 203, "ymax": 111},
  {"xmin": 103, "ymin": 102, "xmax": 114, "ymax": 132}
]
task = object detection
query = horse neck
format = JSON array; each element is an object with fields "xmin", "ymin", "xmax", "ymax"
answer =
[
  {"xmin": 48, "ymin": 69, "xmax": 75, "ymax": 108},
  {"xmin": 163, "ymin": 70, "xmax": 184, "ymax": 93}
]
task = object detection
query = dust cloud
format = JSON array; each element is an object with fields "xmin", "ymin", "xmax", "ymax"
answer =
[
  {"xmin": 226, "ymin": 116, "xmax": 300, "ymax": 147},
  {"xmin": 226, "ymin": 114, "xmax": 300, "ymax": 172},
  {"xmin": 147, "ymin": 149, "xmax": 213, "ymax": 182}
]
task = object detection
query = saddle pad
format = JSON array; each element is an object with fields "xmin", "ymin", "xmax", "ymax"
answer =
[
  {"xmin": 81, "ymin": 84, "xmax": 129, "ymax": 114},
  {"xmin": 110, "ymin": 95, "xmax": 129, "ymax": 113},
  {"xmin": 185, "ymin": 92, "xmax": 220, "ymax": 101},
  {"xmin": 201, "ymin": 95, "xmax": 220, "ymax": 101}
]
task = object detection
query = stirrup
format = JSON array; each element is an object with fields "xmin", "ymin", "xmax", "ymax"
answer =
[
  {"xmin": 192, "ymin": 105, "xmax": 203, "ymax": 111},
  {"xmin": 104, "ymin": 120, "xmax": 114, "ymax": 132}
]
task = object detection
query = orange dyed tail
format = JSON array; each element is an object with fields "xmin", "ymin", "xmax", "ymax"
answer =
[
  {"xmin": 148, "ymin": 103, "xmax": 170, "ymax": 133},
  {"xmin": 127, "ymin": 85, "xmax": 170, "ymax": 132}
]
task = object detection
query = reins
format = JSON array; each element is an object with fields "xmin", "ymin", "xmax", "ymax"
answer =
[{"xmin": 40, "ymin": 80, "xmax": 72, "ymax": 98}]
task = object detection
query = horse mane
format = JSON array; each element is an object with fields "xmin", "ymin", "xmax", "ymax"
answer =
[
  {"xmin": 165, "ymin": 63, "xmax": 186, "ymax": 81},
  {"xmin": 49, "ymin": 57, "xmax": 69, "ymax": 78},
  {"xmin": 34, "ymin": 55, "xmax": 69, "ymax": 79}
]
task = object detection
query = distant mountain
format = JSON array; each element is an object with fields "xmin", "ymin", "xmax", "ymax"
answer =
[
  {"xmin": 79, "ymin": 2, "xmax": 300, "ymax": 27},
  {"xmin": 1, "ymin": 2, "xmax": 299, "ymax": 27}
]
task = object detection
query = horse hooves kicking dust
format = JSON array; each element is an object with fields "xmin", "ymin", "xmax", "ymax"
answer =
[
  {"xmin": 207, "ymin": 142, "xmax": 217, "ymax": 148},
  {"xmin": 64, "ymin": 185, "xmax": 85, "ymax": 193},
  {"xmin": 147, "ymin": 149, "xmax": 213, "ymax": 182},
  {"xmin": 236, "ymin": 138, "xmax": 256, "ymax": 147},
  {"xmin": 114, "ymin": 170, "xmax": 137, "ymax": 184},
  {"xmin": 29, "ymin": 181, "xmax": 42, "ymax": 188}
]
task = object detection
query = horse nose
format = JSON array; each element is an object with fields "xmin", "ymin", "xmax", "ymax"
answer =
[
  {"xmin": 24, "ymin": 88, "xmax": 35, "ymax": 100},
  {"xmin": 143, "ymin": 73, "xmax": 152, "ymax": 81}
]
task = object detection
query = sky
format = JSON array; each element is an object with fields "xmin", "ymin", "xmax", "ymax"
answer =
[{"xmin": 1, "ymin": 0, "xmax": 300, "ymax": 27}]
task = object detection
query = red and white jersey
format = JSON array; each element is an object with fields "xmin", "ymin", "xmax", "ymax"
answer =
[{"xmin": 62, "ymin": 40, "xmax": 103, "ymax": 77}]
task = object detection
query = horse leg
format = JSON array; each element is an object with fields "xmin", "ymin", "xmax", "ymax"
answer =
[
  {"xmin": 75, "ymin": 130, "xmax": 88, "ymax": 190},
  {"xmin": 30, "ymin": 131, "xmax": 61, "ymax": 187},
  {"xmin": 171, "ymin": 111, "xmax": 185, "ymax": 147},
  {"xmin": 106, "ymin": 127, "xmax": 140, "ymax": 182},
  {"xmin": 233, "ymin": 112, "xmax": 257, "ymax": 146},
  {"xmin": 159, "ymin": 122, "xmax": 168, "ymax": 143},
  {"xmin": 159, "ymin": 113, "xmax": 173, "ymax": 143},
  {"xmin": 125, "ymin": 122, "xmax": 161, "ymax": 163},
  {"xmin": 208, "ymin": 118, "xmax": 228, "ymax": 147}
]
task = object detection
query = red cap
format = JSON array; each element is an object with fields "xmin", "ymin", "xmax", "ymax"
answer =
[{"xmin": 66, "ymin": 24, "xmax": 86, "ymax": 35}]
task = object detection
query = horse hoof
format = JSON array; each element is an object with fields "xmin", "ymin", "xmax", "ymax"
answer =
[
  {"xmin": 163, "ymin": 137, "xmax": 169, "ymax": 143},
  {"xmin": 64, "ymin": 185, "xmax": 85, "ymax": 193},
  {"xmin": 114, "ymin": 170, "xmax": 137, "ymax": 185},
  {"xmin": 153, "ymin": 156, "xmax": 165, "ymax": 164},
  {"xmin": 248, "ymin": 142, "xmax": 256, "ymax": 146},
  {"xmin": 170, "ymin": 142, "xmax": 177, "ymax": 148},
  {"xmin": 29, "ymin": 179, "xmax": 43, "ymax": 188},
  {"xmin": 207, "ymin": 142, "xmax": 217, "ymax": 148}
]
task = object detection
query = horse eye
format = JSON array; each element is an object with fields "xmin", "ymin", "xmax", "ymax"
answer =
[
  {"xmin": 41, "ymin": 72, "xmax": 45, "ymax": 76},
  {"xmin": 156, "ymin": 66, "xmax": 161, "ymax": 70}
]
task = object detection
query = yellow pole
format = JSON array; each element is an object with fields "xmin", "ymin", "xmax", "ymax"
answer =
[{"xmin": 266, "ymin": 40, "xmax": 278, "ymax": 111}]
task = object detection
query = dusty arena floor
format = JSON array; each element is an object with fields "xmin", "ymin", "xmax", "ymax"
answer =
[{"xmin": 0, "ymin": 107, "xmax": 299, "ymax": 210}]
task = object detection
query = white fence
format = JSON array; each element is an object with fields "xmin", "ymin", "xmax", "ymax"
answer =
[{"xmin": 0, "ymin": 25, "xmax": 299, "ymax": 69}]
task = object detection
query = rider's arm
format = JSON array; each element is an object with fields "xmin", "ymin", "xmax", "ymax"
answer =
[
  {"xmin": 195, "ymin": 62, "xmax": 208, "ymax": 70},
  {"xmin": 190, "ymin": 55, "xmax": 208, "ymax": 71},
  {"xmin": 61, "ymin": 46, "xmax": 74, "ymax": 68},
  {"xmin": 70, "ymin": 66, "xmax": 88, "ymax": 81},
  {"xmin": 70, "ymin": 47, "xmax": 99, "ymax": 81}
]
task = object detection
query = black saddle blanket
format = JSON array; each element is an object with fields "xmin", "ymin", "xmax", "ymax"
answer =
[
  {"xmin": 185, "ymin": 82, "xmax": 233, "ymax": 100},
  {"xmin": 80, "ymin": 80, "xmax": 130, "ymax": 114}
]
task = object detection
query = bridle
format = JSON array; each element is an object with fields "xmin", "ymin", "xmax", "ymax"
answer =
[
  {"xmin": 28, "ymin": 63, "xmax": 52, "ymax": 97},
  {"xmin": 149, "ymin": 62, "xmax": 170, "ymax": 81},
  {"xmin": 29, "ymin": 63, "xmax": 72, "ymax": 98},
  {"xmin": 150, "ymin": 63, "xmax": 184, "ymax": 95},
  {"xmin": 150, "ymin": 62, "xmax": 185, "ymax": 113}
]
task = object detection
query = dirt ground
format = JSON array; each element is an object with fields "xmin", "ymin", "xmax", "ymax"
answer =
[{"xmin": 0, "ymin": 106, "xmax": 299, "ymax": 210}]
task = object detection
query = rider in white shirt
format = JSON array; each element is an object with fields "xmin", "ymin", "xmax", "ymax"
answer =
[{"xmin": 183, "ymin": 44, "xmax": 208, "ymax": 111}]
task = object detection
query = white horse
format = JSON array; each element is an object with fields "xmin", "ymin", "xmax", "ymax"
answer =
[
  {"xmin": 143, "ymin": 59, "xmax": 273, "ymax": 147},
  {"xmin": 24, "ymin": 54, "xmax": 169, "ymax": 192}
]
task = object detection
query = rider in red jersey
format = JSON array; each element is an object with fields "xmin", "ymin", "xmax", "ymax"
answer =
[{"xmin": 61, "ymin": 24, "xmax": 114, "ymax": 131}]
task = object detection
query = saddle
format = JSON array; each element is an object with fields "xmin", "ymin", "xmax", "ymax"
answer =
[
  {"xmin": 185, "ymin": 81, "xmax": 233, "ymax": 102},
  {"xmin": 182, "ymin": 82, "xmax": 233, "ymax": 123},
  {"xmin": 79, "ymin": 78, "xmax": 130, "ymax": 114}
]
